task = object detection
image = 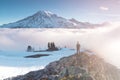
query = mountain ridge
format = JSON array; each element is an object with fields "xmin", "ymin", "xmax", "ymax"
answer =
[
  {"xmin": 5, "ymin": 51, "xmax": 120, "ymax": 80},
  {"xmin": 0, "ymin": 10, "xmax": 108, "ymax": 28}
]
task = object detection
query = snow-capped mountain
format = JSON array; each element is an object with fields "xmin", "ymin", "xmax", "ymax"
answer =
[{"xmin": 0, "ymin": 11, "xmax": 107, "ymax": 28}]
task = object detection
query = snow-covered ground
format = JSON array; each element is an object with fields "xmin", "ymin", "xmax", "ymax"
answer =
[
  {"xmin": 1, "ymin": 26, "xmax": 120, "ymax": 79},
  {"xmin": 0, "ymin": 10, "xmax": 106, "ymax": 28}
]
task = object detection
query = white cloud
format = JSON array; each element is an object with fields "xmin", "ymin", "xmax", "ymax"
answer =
[
  {"xmin": 1, "ymin": 26, "xmax": 120, "ymax": 69},
  {"xmin": 0, "ymin": 66, "xmax": 44, "ymax": 79},
  {"xmin": 100, "ymin": 6, "xmax": 109, "ymax": 11}
]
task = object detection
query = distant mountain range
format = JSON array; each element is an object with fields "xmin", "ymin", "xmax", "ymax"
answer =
[{"xmin": 0, "ymin": 11, "xmax": 108, "ymax": 28}]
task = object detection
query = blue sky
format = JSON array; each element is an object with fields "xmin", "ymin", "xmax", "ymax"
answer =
[{"xmin": 1, "ymin": 0, "xmax": 120, "ymax": 25}]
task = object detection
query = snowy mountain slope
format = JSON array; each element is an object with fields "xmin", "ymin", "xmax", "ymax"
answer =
[{"xmin": 0, "ymin": 11, "xmax": 108, "ymax": 28}]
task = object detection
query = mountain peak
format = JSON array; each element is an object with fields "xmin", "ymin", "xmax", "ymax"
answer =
[
  {"xmin": 35, "ymin": 10, "xmax": 55, "ymax": 17},
  {"xmin": 0, "ymin": 10, "xmax": 105, "ymax": 28},
  {"xmin": 69, "ymin": 18, "xmax": 79, "ymax": 23}
]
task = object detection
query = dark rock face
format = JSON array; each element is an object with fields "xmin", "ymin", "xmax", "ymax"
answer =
[
  {"xmin": 47, "ymin": 42, "xmax": 59, "ymax": 51},
  {"xmin": 27, "ymin": 45, "xmax": 33, "ymax": 52},
  {"xmin": 24, "ymin": 54, "xmax": 50, "ymax": 58},
  {"xmin": 5, "ymin": 52, "xmax": 120, "ymax": 80}
]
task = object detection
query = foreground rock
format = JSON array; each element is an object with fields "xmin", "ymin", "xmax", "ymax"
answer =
[
  {"xmin": 5, "ymin": 52, "xmax": 120, "ymax": 80},
  {"xmin": 24, "ymin": 54, "xmax": 50, "ymax": 58}
]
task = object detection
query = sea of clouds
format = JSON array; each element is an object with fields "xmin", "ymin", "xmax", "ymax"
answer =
[{"xmin": 0, "ymin": 22, "xmax": 120, "ymax": 79}]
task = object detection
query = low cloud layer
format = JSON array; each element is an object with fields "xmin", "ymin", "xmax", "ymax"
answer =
[{"xmin": 0, "ymin": 23, "xmax": 120, "ymax": 68}]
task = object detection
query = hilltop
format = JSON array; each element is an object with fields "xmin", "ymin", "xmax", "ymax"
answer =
[{"xmin": 5, "ymin": 51, "xmax": 120, "ymax": 80}]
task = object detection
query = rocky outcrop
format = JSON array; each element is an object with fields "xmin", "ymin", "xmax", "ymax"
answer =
[
  {"xmin": 5, "ymin": 52, "xmax": 120, "ymax": 80},
  {"xmin": 24, "ymin": 54, "xmax": 50, "ymax": 58}
]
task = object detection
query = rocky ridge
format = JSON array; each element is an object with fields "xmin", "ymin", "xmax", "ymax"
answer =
[{"xmin": 5, "ymin": 51, "xmax": 120, "ymax": 80}]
